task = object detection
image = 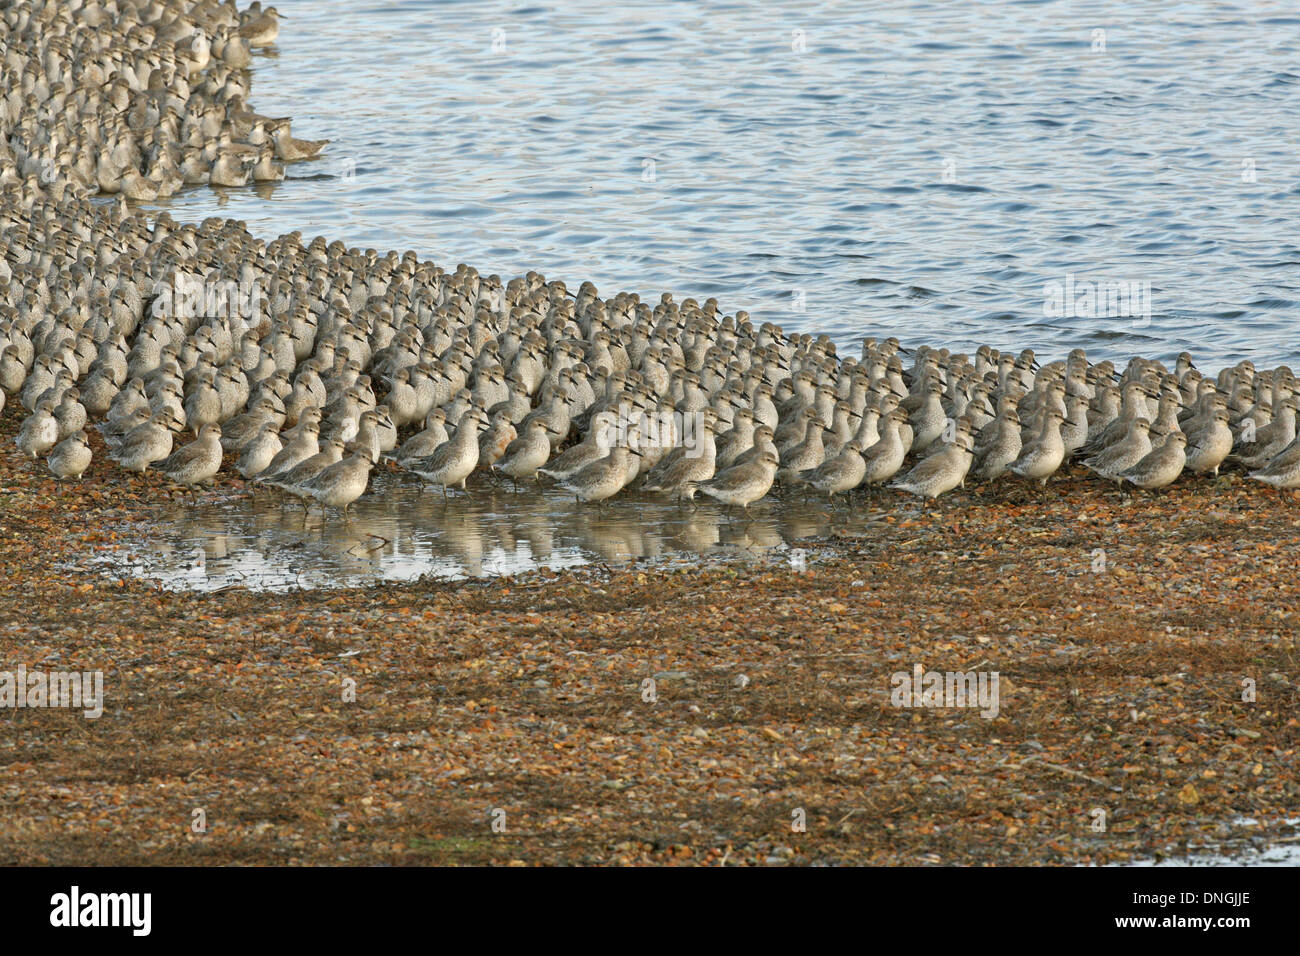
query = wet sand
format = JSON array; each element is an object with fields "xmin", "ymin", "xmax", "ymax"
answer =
[{"xmin": 2, "ymin": 407, "xmax": 1297, "ymax": 865}]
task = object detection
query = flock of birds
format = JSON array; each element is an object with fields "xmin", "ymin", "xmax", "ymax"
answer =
[
  {"xmin": 6, "ymin": 204, "xmax": 1300, "ymax": 518},
  {"xmin": 3, "ymin": 0, "xmax": 312, "ymax": 199},
  {"xmin": 3, "ymin": 0, "xmax": 1299, "ymax": 526}
]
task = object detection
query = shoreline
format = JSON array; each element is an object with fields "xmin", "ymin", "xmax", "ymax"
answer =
[
  {"xmin": 3, "ymin": 0, "xmax": 1297, "ymax": 868},
  {"xmin": 3, "ymin": 408, "xmax": 1297, "ymax": 865}
]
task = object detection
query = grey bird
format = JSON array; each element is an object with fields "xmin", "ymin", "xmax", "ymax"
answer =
[
  {"xmin": 48, "ymin": 431, "xmax": 93, "ymax": 480},
  {"xmin": 159, "ymin": 423, "xmax": 224, "ymax": 486}
]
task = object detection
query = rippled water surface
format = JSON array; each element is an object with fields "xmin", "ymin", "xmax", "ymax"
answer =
[{"xmin": 148, "ymin": 0, "xmax": 1300, "ymax": 368}]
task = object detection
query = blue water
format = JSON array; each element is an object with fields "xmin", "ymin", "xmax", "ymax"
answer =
[{"xmin": 147, "ymin": 0, "xmax": 1300, "ymax": 368}]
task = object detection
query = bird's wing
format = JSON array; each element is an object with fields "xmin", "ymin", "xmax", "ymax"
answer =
[
  {"xmin": 898, "ymin": 454, "xmax": 949, "ymax": 485},
  {"xmin": 705, "ymin": 462, "xmax": 757, "ymax": 492},
  {"xmin": 412, "ymin": 439, "xmax": 456, "ymax": 472}
]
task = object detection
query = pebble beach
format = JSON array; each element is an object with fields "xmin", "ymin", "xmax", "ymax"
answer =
[
  {"xmin": 1, "ymin": 0, "xmax": 1298, "ymax": 867},
  {"xmin": 1, "ymin": 439, "xmax": 1298, "ymax": 865}
]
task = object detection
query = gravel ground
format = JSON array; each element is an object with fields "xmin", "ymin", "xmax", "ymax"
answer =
[{"xmin": 2, "ymin": 406, "xmax": 1297, "ymax": 865}]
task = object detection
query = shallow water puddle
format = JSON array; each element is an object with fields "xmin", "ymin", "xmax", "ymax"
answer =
[
  {"xmin": 1111, "ymin": 817, "xmax": 1300, "ymax": 867},
  {"xmin": 88, "ymin": 471, "xmax": 887, "ymax": 591}
]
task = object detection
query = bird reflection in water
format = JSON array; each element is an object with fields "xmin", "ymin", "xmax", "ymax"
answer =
[{"xmin": 113, "ymin": 475, "xmax": 887, "ymax": 591}]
